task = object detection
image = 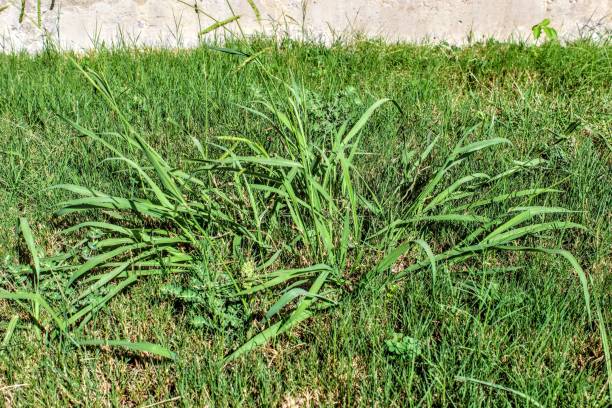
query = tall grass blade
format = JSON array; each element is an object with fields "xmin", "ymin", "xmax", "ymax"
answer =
[
  {"xmin": 594, "ymin": 294, "xmax": 612, "ymax": 401},
  {"xmin": 495, "ymin": 246, "xmax": 592, "ymax": 321},
  {"xmin": 1, "ymin": 316, "xmax": 19, "ymax": 350},
  {"xmin": 456, "ymin": 376, "xmax": 543, "ymax": 407}
]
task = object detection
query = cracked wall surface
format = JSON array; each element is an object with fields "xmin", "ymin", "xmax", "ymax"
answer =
[{"xmin": 0, "ymin": 0, "xmax": 610, "ymax": 52}]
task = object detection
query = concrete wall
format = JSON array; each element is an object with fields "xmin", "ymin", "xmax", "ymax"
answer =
[{"xmin": 1, "ymin": 0, "xmax": 610, "ymax": 52}]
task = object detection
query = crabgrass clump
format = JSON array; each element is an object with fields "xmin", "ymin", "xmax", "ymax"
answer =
[{"xmin": 1, "ymin": 55, "xmax": 595, "ymax": 364}]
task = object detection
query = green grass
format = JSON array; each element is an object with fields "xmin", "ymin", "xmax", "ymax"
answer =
[{"xmin": 0, "ymin": 38, "xmax": 610, "ymax": 406}]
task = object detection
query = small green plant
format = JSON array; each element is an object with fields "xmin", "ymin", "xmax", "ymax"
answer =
[
  {"xmin": 532, "ymin": 19, "xmax": 558, "ymax": 42},
  {"xmin": 385, "ymin": 333, "xmax": 421, "ymax": 360}
]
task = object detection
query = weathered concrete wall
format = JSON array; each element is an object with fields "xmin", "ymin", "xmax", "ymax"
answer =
[{"xmin": 0, "ymin": 0, "xmax": 610, "ymax": 52}]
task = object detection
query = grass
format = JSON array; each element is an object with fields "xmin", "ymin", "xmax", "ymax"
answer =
[{"xmin": 0, "ymin": 37, "xmax": 610, "ymax": 406}]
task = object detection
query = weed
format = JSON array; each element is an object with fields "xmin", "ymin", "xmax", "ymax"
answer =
[
  {"xmin": 532, "ymin": 19, "xmax": 558, "ymax": 42},
  {"xmin": 385, "ymin": 333, "xmax": 421, "ymax": 360}
]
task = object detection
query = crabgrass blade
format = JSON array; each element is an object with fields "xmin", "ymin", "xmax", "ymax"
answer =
[
  {"xmin": 18, "ymin": 218, "xmax": 41, "ymax": 335},
  {"xmin": 456, "ymin": 376, "xmax": 543, "ymax": 407},
  {"xmin": 486, "ymin": 221, "xmax": 585, "ymax": 245},
  {"xmin": 486, "ymin": 158, "xmax": 545, "ymax": 184},
  {"xmin": 56, "ymin": 196, "xmax": 169, "ymax": 218},
  {"xmin": 496, "ymin": 246, "xmax": 592, "ymax": 321},
  {"xmin": 2, "ymin": 316, "xmax": 19, "ymax": 350},
  {"xmin": 369, "ymin": 239, "xmax": 438, "ymax": 284},
  {"xmin": 374, "ymin": 240, "xmax": 412, "ymax": 275},
  {"xmin": 75, "ymin": 250, "xmax": 160, "ymax": 301},
  {"xmin": 484, "ymin": 207, "xmax": 577, "ymax": 241},
  {"xmin": 455, "ymin": 138, "xmax": 511, "ymax": 156},
  {"xmin": 76, "ymin": 339, "xmax": 177, "ymax": 361},
  {"xmin": 215, "ymin": 156, "xmax": 302, "ymax": 168},
  {"xmin": 18, "ymin": 218, "xmax": 40, "ymax": 276},
  {"xmin": 264, "ymin": 288, "xmax": 335, "ymax": 322},
  {"xmin": 454, "ymin": 188, "xmax": 561, "ymax": 212},
  {"xmin": 368, "ymin": 214, "xmax": 489, "ymax": 241},
  {"xmin": 238, "ymin": 265, "xmax": 332, "ymax": 295},
  {"xmin": 81, "ymin": 268, "xmax": 173, "ymax": 285},
  {"xmin": 341, "ymin": 99, "xmax": 394, "ymax": 146},
  {"xmin": 594, "ymin": 294, "xmax": 612, "ymax": 401},
  {"xmin": 223, "ymin": 320, "xmax": 284, "ymax": 363},
  {"xmin": 234, "ymin": 47, "xmax": 272, "ymax": 73},
  {"xmin": 423, "ymin": 173, "xmax": 489, "ymax": 212},
  {"xmin": 102, "ymin": 157, "xmax": 173, "ymax": 208},
  {"xmin": 278, "ymin": 269, "xmax": 331, "ymax": 332},
  {"xmin": 411, "ymin": 214, "xmax": 489, "ymax": 224},
  {"xmin": 215, "ymin": 136, "xmax": 269, "ymax": 157},
  {"xmin": 72, "ymin": 63, "xmax": 186, "ymax": 205},
  {"xmin": 51, "ymin": 183, "xmax": 105, "ymax": 197},
  {"xmin": 229, "ymin": 268, "xmax": 332, "ymax": 363},
  {"xmin": 0, "ymin": 291, "xmax": 66, "ymax": 332},
  {"xmin": 207, "ymin": 46, "xmax": 250, "ymax": 57},
  {"xmin": 62, "ymin": 221, "xmax": 133, "ymax": 236},
  {"xmin": 67, "ymin": 242, "xmax": 148, "ymax": 286},
  {"xmin": 413, "ymin": 239, "xmax": 437, "ymax": 286},
  {"xmin": 68, "ymin": 276, "xmax": 138, "ymax": 327}
]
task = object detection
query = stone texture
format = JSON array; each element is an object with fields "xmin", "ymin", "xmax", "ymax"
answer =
[{"xmin": 0, "ymin": 0, "xmax": 610, "ymax": 52}]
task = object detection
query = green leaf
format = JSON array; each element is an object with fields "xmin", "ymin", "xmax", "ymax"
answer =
[
  {"xmin": 543, "ymin": 26, "xmax": 558, "ymax": 40},
  {"xmin": 456, "ymin": 138, "xmax": 511, "ymax": 156},
  {"xmin": 207, "ymin": 46, "xmax": 250, "ymax": 58},
  {"xmin": 215, "ymin": 155, "xmax": 303, "ymax": 168},
  {"xmin": 341, "ymin": 99, "xmax": 399, "ymax": 146},
  {"xmin": 264, "ymin": 288, "xmax": 336, "ymax": 322},
  {"xmin": 18, "ymin": 218, "xmax": 40, "ymax": 276},
  {"xmin": 223, "ymin": 320, "xmax": 284, "ymax": 364},
  {"xmin": 456, "ymin": 376, "xmax": 543, "ymax": 408},
  {"xmin": 594, "ymin": 293, "xmax": 612, "ymax": 401},
  {"xmin": 496, "ymin": 246, "xmax": 592, "ymax": 321},
  {"xmin": 2, "ymin": 316, "xmax": 19, "ymax": 350},
  {"xmin": 484, "ymin": 206, "xmax": 576, "ymax": 241},
  {"xmin": 0, "ymin": 291, "xmax": 66, "ymax": 332}
]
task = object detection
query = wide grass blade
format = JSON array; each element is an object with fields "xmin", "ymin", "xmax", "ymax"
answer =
[
  {"xmin": 496, "ymin": 246, "xmax": 592, "ymax": 321},
  {"xmin": 1, "ymin": 316, "xmax": 19, "ymax": 350},
  {"xmin": 456, "ymin": 376, "xmax": 543, "ymax": 407},
  {"xmin": 0, "ymin": 291, "xmax": 66, "ymax": 332},
  {"xmin": 18, "ymin": 218, "xmax": 40, "ymax": 276},
  {"xmin": 264, "ymin": 288, "xmax": 336, "ymax": 322},
  {"xmin": 594, "ymin": 293, "xmax": 612, "ymax": 401}
]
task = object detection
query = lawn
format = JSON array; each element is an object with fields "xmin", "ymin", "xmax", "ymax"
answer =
[{"xmin": 0, "ymin": 38, "xmax": 610, "ymax": 406}]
